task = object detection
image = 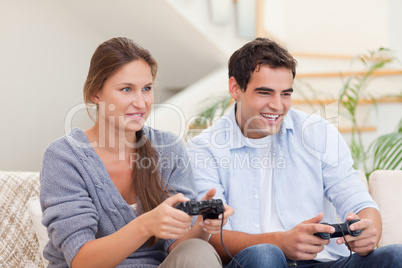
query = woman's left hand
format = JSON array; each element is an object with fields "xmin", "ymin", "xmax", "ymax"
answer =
[{"xmin": 198, "ymin": 188, "xmax": 234, "ymax": 235}]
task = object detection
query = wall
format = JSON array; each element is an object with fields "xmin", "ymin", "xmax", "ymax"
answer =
[
  {"xmin": 0, "ymin": 0, "xmax": 100, "ymax": 171},
  {"xmin": 57, "ymin": 0, "xmax": 227, "ymax": 101},
  {"xmin": 0, "ymin": 0, "xmax": 400, "ymax": 172},
  {"xmin": 282, "ymin": 0, "xmax": 388, "ymax": 55},
  {"xmin": 0, "ymin": 0, "xmax": 226, "ymax": 172},
  {"xmin": 388, "ymin": 0, "xmax": 402, "ymax": 62},
  {"xmin": 165, "ymin": 0, "xmax": 250, "ymax": 59}
]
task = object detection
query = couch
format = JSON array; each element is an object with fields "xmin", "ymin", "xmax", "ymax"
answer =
[
  {"xmin": 0, "ymin": 172, "xmax": 46, "ymax": 267},
  {"xmin": 0, "ymin": 170, "xmax": 401, "ymax": 267}
]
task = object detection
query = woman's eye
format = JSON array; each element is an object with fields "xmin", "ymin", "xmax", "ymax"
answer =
[
  {"xmin": 122, "ymin": 87, "xmax": 131, "ymax": 92},
  {"xmin": 143, "ymin": 86, "xmax": 152, "ymax": 91}
]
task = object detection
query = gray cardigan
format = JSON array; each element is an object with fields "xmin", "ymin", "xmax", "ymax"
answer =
[{"xmin": 40, "ymin": 127, "xmax": 197, "ymax": 268}]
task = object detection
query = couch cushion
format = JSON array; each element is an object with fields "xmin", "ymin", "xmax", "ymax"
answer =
[
  {"xmin": 27, "ymin": 196, "xmax": 49, "ymax": 267},
  {"xmin": 369, "ymin": 170, "xmax": 402, "ymax": 247},
  {"xmin": 0, "ymin": 171, "xmax": 44, "ymax": 267}
]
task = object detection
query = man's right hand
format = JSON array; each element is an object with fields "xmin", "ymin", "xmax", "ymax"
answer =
[{"xmin": 278, "ymin": 213, "xmax": 335, "ymax": 260}]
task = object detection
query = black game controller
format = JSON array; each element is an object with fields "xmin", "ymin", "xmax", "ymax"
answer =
[
  {"xmin": 314, "ymin": 219, "xmax": 362, "ymax": 239},
  {"xmin": 175, "ymin": 199, "xmax": 225, "ymax": 220}
]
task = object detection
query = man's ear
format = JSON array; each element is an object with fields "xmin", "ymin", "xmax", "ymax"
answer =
[{"xmin": 229, "ymin": 77, "xmax": 241, "ymax": 100}]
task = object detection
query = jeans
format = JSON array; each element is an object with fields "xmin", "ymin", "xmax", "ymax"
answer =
[
  {"xmin": 225, "ymin": 244, "xmax": 402, "ymax": 268},
  {"xmin": 225, "ymin": 244, "xmax": 288, "ymax": 268},
  {"xmin": 295, "ymin": 244, "xmax": 402, "ymax": 268}
]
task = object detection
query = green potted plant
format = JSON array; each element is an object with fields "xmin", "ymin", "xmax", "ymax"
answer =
[
  {"xmin": 338, "ymin": 48, "xmax": 397, "ymax": 172},
  {"xmin": 366, "ymin": 119, "xmax": 402, "ymax": 176}
]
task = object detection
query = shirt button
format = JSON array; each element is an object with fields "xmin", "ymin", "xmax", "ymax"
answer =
[
  {"xmin": 254, "ymin": 194, "xmax": 259, "ymax": 199},
  {"xmin": 254, "ymin": 224, "xmax": 259, "ymax": 228}
]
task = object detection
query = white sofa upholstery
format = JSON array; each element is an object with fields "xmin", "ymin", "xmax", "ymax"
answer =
[
  {"xmin": 369, "ymin": 170, "xmax": 402, "ymax": 247},
  {"xmin": 0, "ymin": 170, "xmax": 401, "ymax": 266}
]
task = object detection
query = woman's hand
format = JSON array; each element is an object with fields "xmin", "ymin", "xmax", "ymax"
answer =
[
  {"xmin": 198, "ymin": 188, "xmax": 234, "ymax": 235},
  {"xmin": 141, "ymin": 193, "xmax": 193, "ymax": 240},
  {"xmin": 167, "ymin": 189, "xmax": 234, "ymax": 252}
]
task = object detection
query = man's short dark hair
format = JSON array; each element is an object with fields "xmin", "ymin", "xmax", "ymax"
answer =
[{"xmin": 228, "ymin": 37, "xmax": 297, "ymax": 91}]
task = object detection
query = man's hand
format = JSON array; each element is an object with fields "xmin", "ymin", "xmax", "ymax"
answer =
[
  {"xmin": 336, "ymin": 212, "xmax": 377, "ymax": 256},
  {"xmin": 199, "ymin": 188, "xmax": 234, "ymax": 235},
  {"xmin": 278, "ymin": 213, "xmax": 334, "ymax": 260}
]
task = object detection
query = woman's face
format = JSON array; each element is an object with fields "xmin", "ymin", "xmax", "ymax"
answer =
[{"xmin": 92, "ymin": 59, "xmax": 154, "ymax": 135}]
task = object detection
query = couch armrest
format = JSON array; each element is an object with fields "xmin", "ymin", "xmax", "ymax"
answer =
[
  {"xmin": 369, "ymin": 170, "xmax": 402, "ymax": 247},
  {"xmin": 357, "ymin": 170, "xmax": 368, "ymax": 190}
]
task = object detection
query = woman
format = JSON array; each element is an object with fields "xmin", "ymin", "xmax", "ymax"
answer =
[{"xmin": 40, "ymin": 37, "xmax": 233, "ymax": 267}]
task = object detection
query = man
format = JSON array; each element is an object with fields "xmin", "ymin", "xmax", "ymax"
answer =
[{"xmin": 187, "ymin": 38, "xmax": 402, "ymax": 267}]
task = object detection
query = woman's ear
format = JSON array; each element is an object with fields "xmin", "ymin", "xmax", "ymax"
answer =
[
  {"xmin": 90, "ymin": 94, "xmax": 100, "ymax": 104},
  {"xmin": 229, "ymin": 77, "xmax": 241, "ymax": 100}
]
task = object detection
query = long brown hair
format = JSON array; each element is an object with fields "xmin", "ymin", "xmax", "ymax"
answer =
[{"xmin": 83, "ymin": 37, "xmax": 171, "ymax": 246}]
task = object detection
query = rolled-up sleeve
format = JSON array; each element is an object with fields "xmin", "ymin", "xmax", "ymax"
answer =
[
  {"xmin": 322, "ymin": 124, "xmax": 379, "ymax": 220},
  {"xmin": 187, "ymin": 136, "xmax": 232, "ymax": 231}
]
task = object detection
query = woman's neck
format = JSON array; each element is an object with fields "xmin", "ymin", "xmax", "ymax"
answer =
[{"xmin": 85, "ymin": 123, "xmax": 137, "ymax": 161}]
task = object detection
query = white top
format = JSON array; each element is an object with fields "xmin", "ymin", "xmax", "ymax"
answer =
[
  {"xmin": 129, "ymin": 203, "xmax": 140, "ymax": 216},
  {"xmin": 256, "ymin": 136, "xmax": 284, "ymax": 233},
  {"xmin": 257, "ymin": 137, "xmax": 336, "ymax": 262}
]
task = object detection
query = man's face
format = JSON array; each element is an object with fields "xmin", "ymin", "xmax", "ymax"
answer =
[{"xmin": 229, "ymin": 66, "xmax": 293, "ymax": 139}]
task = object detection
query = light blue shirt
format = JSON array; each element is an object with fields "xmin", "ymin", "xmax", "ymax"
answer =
[{"xmin": 187, "ymin": 105, "xmax": 379, "ymax": 259}]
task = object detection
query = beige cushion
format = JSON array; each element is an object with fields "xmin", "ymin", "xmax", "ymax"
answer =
[
  {"xmin": 0, "ymin": 171, "xmax": 44, "ymax": 268},
  {"xmin": 358, "ymin": 170, "xmax": 368, "ymax": 190},
  {"xmin": 369, "ymin": 170, "xmax": 402, "ymax": 247},
  {"xmin": 27, "ymin": 197, "xmax": 49, "ymax": 267}
]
